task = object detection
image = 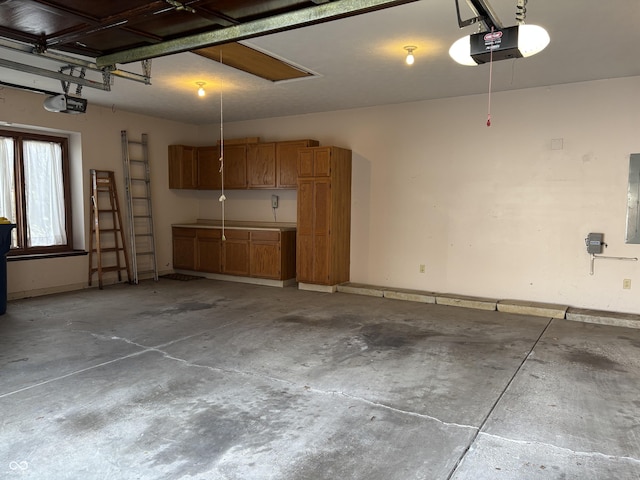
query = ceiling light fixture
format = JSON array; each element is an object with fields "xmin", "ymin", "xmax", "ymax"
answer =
[
  {"xmin": 196, "ymin": 81, "xmax": 206, "ymax": 97},
  {"xmin": 449, "ymin": 0, "xmax": 549, "ymax": 66},
  {"xmin": 404, "ymin": 46, "xmax": 417, "ymax": 65}
]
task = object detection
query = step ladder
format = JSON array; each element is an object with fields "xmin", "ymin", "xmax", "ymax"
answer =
[
  {"xmin": 121, "ymin": 130, "xmax": 158, "ymax": 284},
  {"xmin": 88, "ymin": 169, "xmax": 132, "ymax": 289}
]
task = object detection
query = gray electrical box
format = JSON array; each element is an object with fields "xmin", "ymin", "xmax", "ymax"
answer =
[{"xmin": 585, "ymin": 233, "xmax": 604, "ymax": 254}]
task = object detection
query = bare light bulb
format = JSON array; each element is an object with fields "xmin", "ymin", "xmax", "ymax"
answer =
[
  {"xmin": 404, "ymin": 46, "xmax": 417, "ymax": 65},
  {"xmin": 196, "ymin": 82, "xmax": 206, "ymax": 97}
]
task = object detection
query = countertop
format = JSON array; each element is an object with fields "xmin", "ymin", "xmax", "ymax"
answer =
[{"xmin": 172, "ymin": 219, "xmax": 296, "ymax": 232}]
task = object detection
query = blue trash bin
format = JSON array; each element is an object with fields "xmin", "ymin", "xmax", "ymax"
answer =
[{"xmin": 0, "ymin": 224, "xmax": 16, "ymax": 315}]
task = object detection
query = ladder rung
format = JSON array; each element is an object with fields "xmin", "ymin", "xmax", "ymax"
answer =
[
  {"xmin": 91, "ymin": 247, "xmax": 126, "ymax": 253},
  {"xmin": 90, "ymin": 265, "xmax": 128, "ymax": 273},
  {"xmin": 129, "ymin": 159, "xmax": 146, "ymax": 163},
  {"xmin": 136, "ymin": 251, "xmax": 155, "ymax": 256},
  {"xmin": 131, "ymin": 196, "xmax": 150, "ymax": 199},
  {"xmin": 135, "ymin": 233, "xmax": 153, "ymax": 237},
  {"xmin": 98, "ymin": 228, "xmax": 122, "ymax": 233},
  {"xmin": 134, "ymin": 215, "xmax": 152, "ymax": 219}
]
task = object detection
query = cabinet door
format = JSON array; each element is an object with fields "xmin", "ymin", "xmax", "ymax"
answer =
[
  {"xmin": 223, "ymin": 230, "xmax": 250, "ymax": 276},
  {"xmin": 298, "ymin": 149, "xmax": 315, "ymax": 178},
  {"xmin": 168, "ymin": 145, "xmax": 197, "ymax": 189},
  {"xmin": 312, "ymin": 179, "xmax": 331, "ymax": 283},
  {"xmin": 313, "ymin": 148, "xmax": 332, "ymax": 176},
  {"xmin": 247, "ymin": 143, "xmax": 276, "ymax": 188},
  {"xmin": 172, "ymin": 228, "xmax": 196, "ymax": 270},
  {"xmin": 276, "ymin": 140, "xmax": 318, "ymax": 188},
  {"xmin": 196, "ymin": 229, "xmax": 222, "ymax": 273},
  {"xmin": 250, "ymin": 231, "xmax": 281, "ymax": 279},
  {"xmin": 222, "ymin": 144, "xmax": 247, "ymax": 189},
  {"xmin": 296, "ymin": 179, "xmax": 314, "ymax": 282},
  {"xmin": 197, "ymin": 146, "xmax": 222, "ymax": 189},
  {"xmin": 296, "ymin": 179, "xmax": 331, "ymax": 284}
]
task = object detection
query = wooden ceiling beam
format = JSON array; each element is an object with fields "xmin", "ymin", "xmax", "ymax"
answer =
[
  {"xmin": 96, "ymin": 0, "xmax": 421, "ymax": 67},
  {"xmin": 43, "ymin": 1, "xmax": 237, "ymax": 49}
]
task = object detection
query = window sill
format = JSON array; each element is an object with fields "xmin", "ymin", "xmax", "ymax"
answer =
[{"xmin": 7, "ymin": 250, "xmax": 88, "ymax": 262}]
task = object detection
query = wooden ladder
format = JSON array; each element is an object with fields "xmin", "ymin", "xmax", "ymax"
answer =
[{"xmin": 88, "ymin": 169, "xmax": 132, "ymax": 289}]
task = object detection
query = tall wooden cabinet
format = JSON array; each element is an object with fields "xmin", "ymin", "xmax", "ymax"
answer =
[{"xmin": 296, "ymin": 146, "xmax": 352, "ymax": 286}]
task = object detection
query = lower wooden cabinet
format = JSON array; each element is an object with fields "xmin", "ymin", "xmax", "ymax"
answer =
[
  {"xmin": 222, "ymin": 229, "xmax": 250, "ymax": 276},
  {"xmin": 172, "ymin": 226, "xmax": 295, "ymax": 281},
  {"xmin": 196, "ymin": 229, "xmax": 222, "ymax": 273},
  {"xmin": 249, "ymin": 230, "xmax": 296, "ymax": 280},
  {"xmin": 172, "ymin": 228, "xmax": 196, "ymax": 270}
]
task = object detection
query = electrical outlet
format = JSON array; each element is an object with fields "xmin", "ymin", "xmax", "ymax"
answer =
[
  {"xmin": 623, "ymin": 279, "xmax": 631, "ymax": 290},
  {"xmin": 419, "ymin": 264, "xmax": 425, "ymax": 273},
  {"xmin": 271, "ymin": 195, "xmax": 279, "ymax": 209}
]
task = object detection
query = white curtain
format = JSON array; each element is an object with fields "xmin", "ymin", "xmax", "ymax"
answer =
[
  {"xmin": 23, "ymin": 140, "xmax": 67, "ymax": 246},
  {"xmin": 0, "ymin": 137, "xmax": 15, "ymax": 223}
]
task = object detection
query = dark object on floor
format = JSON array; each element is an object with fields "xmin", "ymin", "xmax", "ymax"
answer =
[{"xmin": 160, "ymin": 273, "xmax": 204, "ymax": 281}]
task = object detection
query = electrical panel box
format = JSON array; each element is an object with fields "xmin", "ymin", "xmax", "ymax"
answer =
[{"xmin": 585, "ymin": 233, "xmax": 604, "ymax": 254}]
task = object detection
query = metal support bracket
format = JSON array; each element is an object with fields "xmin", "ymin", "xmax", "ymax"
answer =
[
  {"xmin": 589, "ymin": 254, "xmax": 638, "ymax": 276},
  {"xmin": 453, "ymin": 0, "xmax": 503, "ymax": 32},
  {"xmin": 0, "ymin": 38, "xmax": 152, "ymax": 88}
]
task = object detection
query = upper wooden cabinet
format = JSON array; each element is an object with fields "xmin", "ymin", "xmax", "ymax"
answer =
[
  {"xmin": 276, "ymin": 139, "xmax": 319, "ymax": 188},
  {"xmin": 247, "ymin": 139, "xmax": 319, "ymax": 189},
  {"xmin": 197, "ymin": 146, "xmax": 222, "ymax": 190},
  {"xmin": 169, "ymin": 145, "xmax": 220, "ymax": 189},
  {"xmin": 169, "ymin": 138, "xmax": 318, "ymax": 190},
  {"xmin": 168, "ymin": 145, "xmax": 197, "ymax": 189},
  {"xmin": 222, "ymin": 143, "xmax": 248, "ymax": 189},
  {"xmin": 247, "ymin": 143, "xmax": 276, "ymax": 188}
]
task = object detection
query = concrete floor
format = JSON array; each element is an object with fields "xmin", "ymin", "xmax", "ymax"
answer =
[{"xmin": 1, "ymin": 279, "xmax": 640, "ymax": 480}]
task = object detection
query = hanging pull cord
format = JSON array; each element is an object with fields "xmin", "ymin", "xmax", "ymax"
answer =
[
  {"xmin": 218, "ymin": 53, "xmax": 226, "ymax": 241},
  {"xmin": 487, "ymin": 27, "xmax": 494, "ymax": 127}
]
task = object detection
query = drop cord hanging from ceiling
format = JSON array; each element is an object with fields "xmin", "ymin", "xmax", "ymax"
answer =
[
  {"xmin": 218, "ymin": 52, "xmax": 226, "ymax": 241},
  {"xmin": 486, "ymin": 27, "xmax": 494, "ymax": 127}
]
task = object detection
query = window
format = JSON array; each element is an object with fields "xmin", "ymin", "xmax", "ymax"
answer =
[{"xmin": 0, "ymin": 130, "xmax": 72, "ymax": 255}]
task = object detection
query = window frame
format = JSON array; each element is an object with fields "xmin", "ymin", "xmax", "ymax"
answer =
[{"xmin": 1, "ymin": 129, "xmax": 73, "ymax": 256}]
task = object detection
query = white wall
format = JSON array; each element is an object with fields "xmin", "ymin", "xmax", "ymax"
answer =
[
  {"xmin": 203, "ymin": 76, "xmax": 640, "ymax": 314},
  {"xmin": 2, "ymin": 87, "xmax": 201, "ymax": 298},
  {"xmin": 4, "ymin": 77, "xmax": 640, "ymax": 314}
]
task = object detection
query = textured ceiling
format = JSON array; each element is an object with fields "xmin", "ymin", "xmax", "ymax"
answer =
[{"xmin": 0, "ymin": 0, "xmax": 638, "ymax": 124}]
